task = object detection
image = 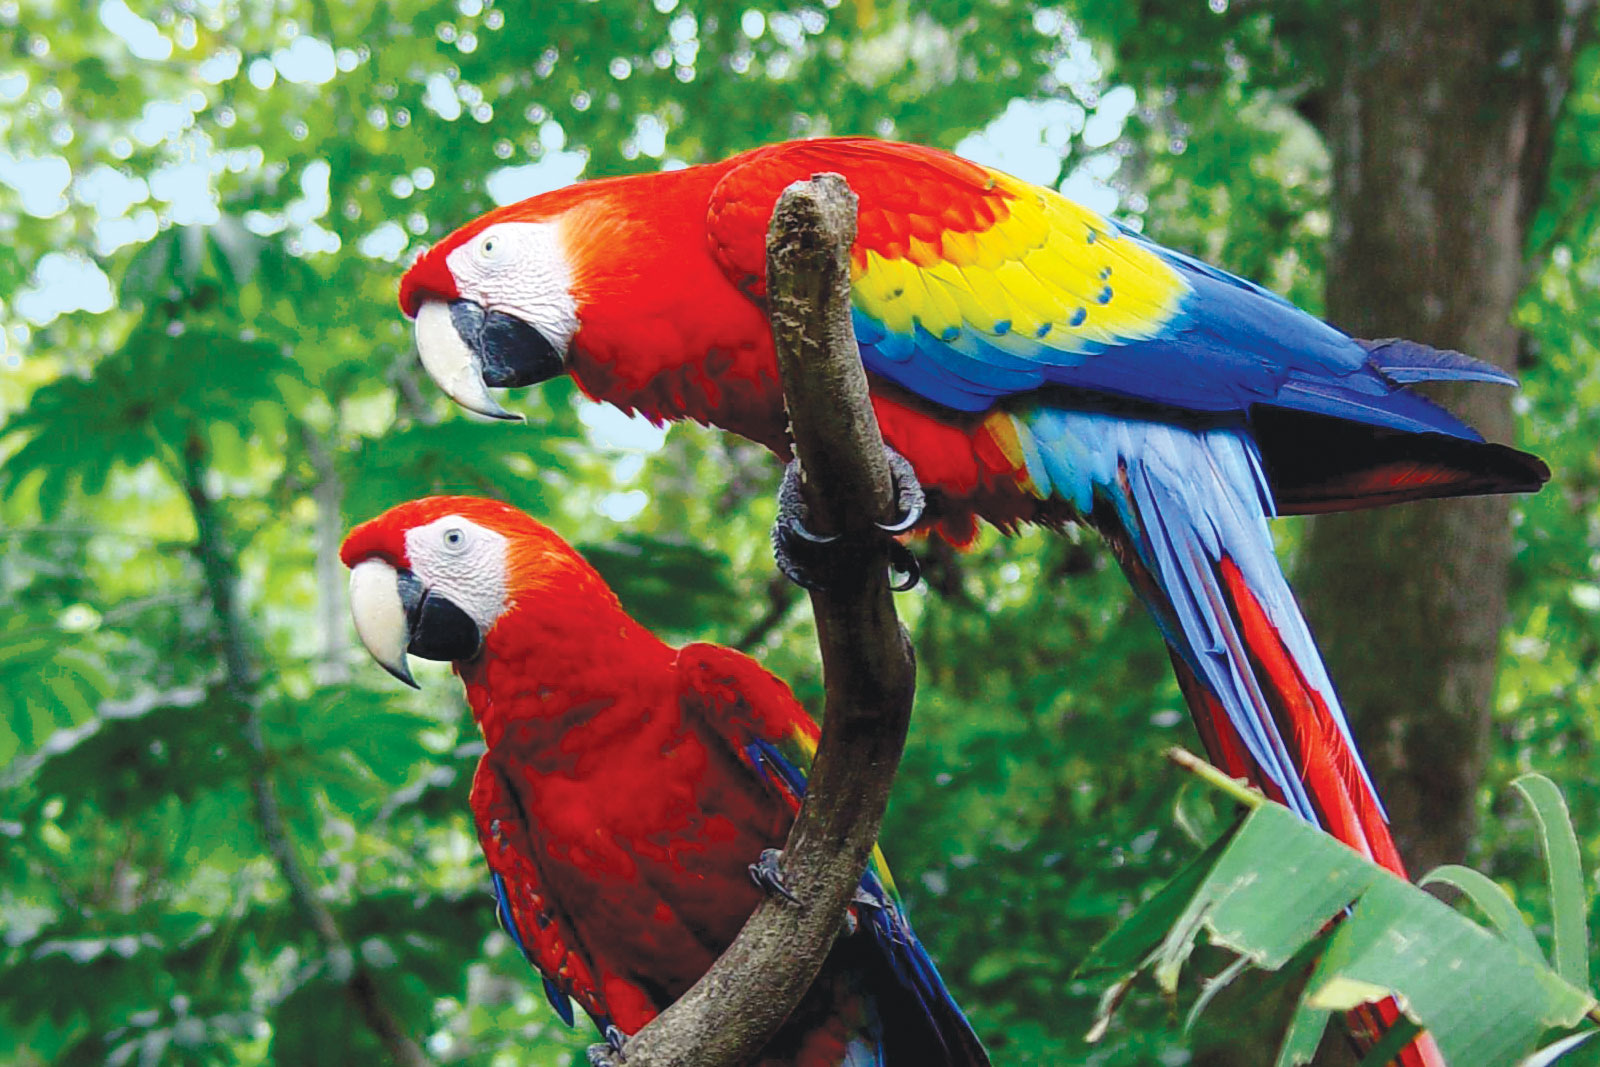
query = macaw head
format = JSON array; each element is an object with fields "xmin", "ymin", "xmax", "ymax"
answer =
[
  {"xmin": 398, "ymin": 195, "xmax": 586, "ymax": 422},
  {"xmin": 397, "ymin": 162, "xmax": 756, "ymax": 429},
  {"xmin": 340, "ymin": 495, "xmax": 617, "ymax": 686}
]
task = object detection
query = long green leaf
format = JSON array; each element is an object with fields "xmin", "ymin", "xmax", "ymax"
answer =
[
  {"xmin": 1275, "ymin": 994, "xmax": 1334, "ymax": 1067},
  {"xmin": 1513, "ymin": 773, "xmax": 1588, "ymax": 988},
  {"xmin": 1421, "ymin": 864, "xmax": 1545, "ymax": 964},
  {"xmin": 1077, "ymin": 821, "xmax": 1237, "ymax": 981}
]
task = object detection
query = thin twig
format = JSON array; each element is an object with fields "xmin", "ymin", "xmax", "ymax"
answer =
[{"xmin": 1165, "ymin": 747, "xmax": 1267, "ymax": 810}]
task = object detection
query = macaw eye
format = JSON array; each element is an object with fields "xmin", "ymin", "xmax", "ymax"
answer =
[
  {"xmin": 442, "ymin": 527, "xmax": 468, "ymax": 551},
  {"xmin": 478, "ymin": 234, "xmax": 502, "ymax": 260}
]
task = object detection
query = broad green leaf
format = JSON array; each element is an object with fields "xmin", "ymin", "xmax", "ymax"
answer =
[{"xmin": 1091, "ymin": 801, "xmax": 1597, "ymax": 1067}]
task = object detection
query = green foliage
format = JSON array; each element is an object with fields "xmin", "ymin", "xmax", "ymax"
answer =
[{"xmin": 1084, "ymin": 767, "xmax": 1599, "ymax": 1067}]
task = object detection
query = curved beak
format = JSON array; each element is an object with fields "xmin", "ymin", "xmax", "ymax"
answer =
[
  {"xmin": 348, "ymin": 558, "xmax": 484, "ymax": 688},
  {"xmin": 413, "ymin": 299, "xmax": 566, "ymax": 423}
]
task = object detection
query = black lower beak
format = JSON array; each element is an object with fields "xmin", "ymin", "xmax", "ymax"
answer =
[
  {"xmin": 448, "ymin": 300, "xmax": 565, "ymax": 388},
  {"xmin": 397, "ymin": 570, "xmax": 483, "ymax": 663}
]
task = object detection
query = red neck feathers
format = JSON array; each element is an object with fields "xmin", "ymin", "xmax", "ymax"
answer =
[
  {"xmin": 551, "ymin": 162, "xmax": 791, "ymax": 449},
  {"xmin": 462, "ymin": 582, "xmax": 674, "ymax": 754}
]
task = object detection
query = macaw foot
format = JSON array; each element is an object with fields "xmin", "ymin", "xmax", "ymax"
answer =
[
  {"xmin": 772, "ymin": 447, "xmax": 925, "ymax": 592},
  {"xmin": 585, "ymin": 1025, "xmax": 629, "ymax": 1066},
  {"xmin": 748, "ymin": 847, "xmax": 802, "ymax": 906}
]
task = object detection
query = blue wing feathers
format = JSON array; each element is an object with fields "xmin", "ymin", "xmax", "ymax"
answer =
[
  {"xmin": 543, "ymin": 977, "xmax": 577, "ymax": 1028},
  {"xmin": 491, "ymin": 871, "xmax": 579, "ymax": 1027},
  {"xmin": 854, "ymin": 224, "xmax": 1510, "ymax": 441},
  {"xmin": 1023, "ymin": 410, "xmax": 1384, "ymax": 824},
  {"xmin": 1358, "ymin": 337, "xmax": 1517, "ymax": 386},
  {"xmin": 491, "ymin": 872, "xmax": 529, "ymax": 958},
  {"xmin": 1274, "ymin": 375, "xmax": 1485, "ymax": 439},
  {"xmin": 746, "ymin": 737, "xmax": 807, "ymax": 797}
]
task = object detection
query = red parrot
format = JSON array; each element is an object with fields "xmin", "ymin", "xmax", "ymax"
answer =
[
  {"xmin": 341, "ymin": 495, "xmax": 989, "ymax": 1067},
  {"xmin": 398, "ymin": 138, "xmax": 1549, "ymax": 1063}
]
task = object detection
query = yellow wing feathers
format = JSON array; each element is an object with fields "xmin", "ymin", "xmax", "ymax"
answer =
[{"xmin": 852, "ymin": 170, "xmax": 1188, "ymax": 354}]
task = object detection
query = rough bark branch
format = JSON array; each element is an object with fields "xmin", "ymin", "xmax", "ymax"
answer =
[
  {"xmin": 611, "ymin": 174, "xmax": 917, "ymax": 1066},
  {"xmin": 179, "ymin": 431, "xmax": 432, "ymax": 1067}
]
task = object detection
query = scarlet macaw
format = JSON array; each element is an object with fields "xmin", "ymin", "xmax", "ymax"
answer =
[
  {"xmin": 342, "ymin": 495, "xmax": 989, "ymax": 1067},
  {"xmin": 398, "ymin": 138, "xmax": 1547, "ymax": 1062}
]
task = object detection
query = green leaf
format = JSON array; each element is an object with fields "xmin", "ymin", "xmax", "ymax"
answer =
[
  {"xmin": 1420, "ymin": 864, "xmax": 1545, "ymax": 965},
  {"xmin": 1513, "ymin": 773, "xmax": 1588, "ymax": 989},
  {"xmin": 119, "ymin": 229, "xmax": 179, "ymax": 304},
  {"xmin": 0, "ymin": 614, "xmax": 110, "ymax": 764},
  {"xmin": 1078, "ymin": 819, "xmax": 1236, "ymax": 980},
  {"xmin": 1275, "ymin": 992, "xmax": 1334, "ymax": 1067}
]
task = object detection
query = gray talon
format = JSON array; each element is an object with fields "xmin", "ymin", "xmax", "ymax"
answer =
[
  {"xmin": 785, "ymin": 516, "xmax": 838, "ymax": 545},
  {"xmin": 888, "ymin": 542, "xmax": 921, "ymax": 592},
  {"xmin": 749, "ymin": 847, "xmax": 802, "ymax": 905},
  {"xmin": 771, "ymin": 451, "xmax": 926, "ymax": 592},
  {"xmin": 876, "ymin": 448, "xmax": 927, "ymax": 535},
  {"xmin": 586, "ymin": 1025, "xmax": 628, "ymax": 1066}
]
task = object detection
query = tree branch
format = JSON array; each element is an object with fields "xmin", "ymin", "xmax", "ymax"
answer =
[
  {"xmin": 179, "ymin": 430, "xmax": 432, "ymax": 1067},
  {"xmin": 611, "ymin": 174, "xmax": 917, "ymax": 1065}
]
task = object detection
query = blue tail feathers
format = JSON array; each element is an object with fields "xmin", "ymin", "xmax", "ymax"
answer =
[{"xmin": 1019, "ymin": 408, "xmax": 1379, "ymax": 828}]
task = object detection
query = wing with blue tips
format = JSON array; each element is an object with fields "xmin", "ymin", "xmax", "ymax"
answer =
[
  {"xmin": 849, "ymin": 171, "xmax": 1507, "ymax": 438},
  {"xmin": 678, "ymin": 641, "xmax": 989, "ymax": 1066},
  {"xmin": 488, "ymin": 870, "xmax": 578, "ymax": 1026},
  {"xmin": 470, "ymin": 758, "xmax": 612, "ymax": 1036}
]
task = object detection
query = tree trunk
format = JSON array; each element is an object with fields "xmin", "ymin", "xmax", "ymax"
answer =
[{"xmin": 1299, "ymin": 1, "xmax": 1578, "ymax": 880}]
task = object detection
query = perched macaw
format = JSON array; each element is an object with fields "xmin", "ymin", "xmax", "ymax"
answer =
[
  {"xmin": 342, "ymin": 495, "xmax": 989, "ymax": 1067},
  {"xmin": 398, "ymin": 138, "xmax": 1548, "ymax": 1063}
]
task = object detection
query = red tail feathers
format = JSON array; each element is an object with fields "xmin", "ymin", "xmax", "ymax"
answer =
[
  {"xmin": 1177, "ymin": 557, "xmax": 1442, "ymax": 1067},
  {"xmin": 1217, "ymin": 557, "xmax": 1406, "ymax": 877}
]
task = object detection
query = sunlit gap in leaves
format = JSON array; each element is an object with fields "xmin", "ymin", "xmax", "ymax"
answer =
[{"xmin": 578, "ymin": 399, "xmax": 668, "ymax": 524}]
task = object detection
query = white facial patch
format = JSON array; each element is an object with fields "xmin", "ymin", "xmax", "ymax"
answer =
[
  {"xmin": 445, "ymin": 220, "xmax": 580, "ymax": 353},
  {"xmin": 404, "ymin": 516, "xmax": 511, "ymax": 636}
]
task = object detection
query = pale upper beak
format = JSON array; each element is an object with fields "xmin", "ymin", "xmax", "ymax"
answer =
[
  {"xmin": 413, "ymin": 299, "xmax": 567, "ymax": 423},
  {"xmin": 349, "ymin": 558, "xmax": 421, "ymax": 688},
  {"xmin": 348, "ymin": 556, "xmax": 489, "ymax": 687}
]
